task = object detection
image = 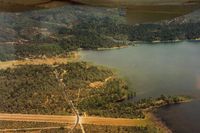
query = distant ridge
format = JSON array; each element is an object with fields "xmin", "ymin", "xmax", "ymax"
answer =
[{"xmin": 0, "ymin": 6, "xmax": 199, "ymax": 42}]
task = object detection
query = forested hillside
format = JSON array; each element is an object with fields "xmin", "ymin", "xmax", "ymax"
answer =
[
  {"xmin": 0, "ymin": 6, "xmax": 200, "ymax": 43},
  {"xmin": 0, "ymin": 6, "xmax": 200, "ymax": 61}
]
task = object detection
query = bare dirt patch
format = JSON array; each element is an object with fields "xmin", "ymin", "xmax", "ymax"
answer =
[
  {"xmin": 0, "ymin": 53, "xmax": 79, "ymax": 70},
  {"xmin": 89, "ymin": 76, "xmax": 113, "ymax": 89}
]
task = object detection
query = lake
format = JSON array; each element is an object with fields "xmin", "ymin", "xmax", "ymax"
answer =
[{"xmin": 80, "ymin": 41, "xmax": 200, "ymax": 132}]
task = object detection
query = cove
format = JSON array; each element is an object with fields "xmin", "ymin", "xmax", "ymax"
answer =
[{"xmin": 80, "ymin": 41, "xmax": 200, "ymax": 132}]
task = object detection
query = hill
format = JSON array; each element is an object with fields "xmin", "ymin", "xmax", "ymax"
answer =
[{"xmin": 0, "ymin": 6, "xmax": 200, "ymax": 61}]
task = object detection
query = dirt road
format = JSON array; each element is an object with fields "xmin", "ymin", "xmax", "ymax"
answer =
[{"xmin": 0, "ymin": 113, "xmax": 147, "ymax": 127}]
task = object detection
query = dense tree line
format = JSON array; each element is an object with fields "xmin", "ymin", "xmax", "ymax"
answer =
[
  {"xmin": 0, "ymin": 62, "xmax": 188, "ymax": 118},
  {"xmin": 0, "ymin": 43, "xmax": 73, "ymax": 61},
  {"xmin": 20, "ymin": 16, "xmax": 200, "ymax": 51},
  {"xmin": 83, "ymin": 125, "xmax": 158, "ymax": 133},
  {"xmin": 68, "ymin": 16, "xmax": 200, "ymax": 43}
]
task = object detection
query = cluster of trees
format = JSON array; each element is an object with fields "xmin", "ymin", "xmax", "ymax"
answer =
[
  {"xmin": 0, "ymin": 62, "xmax": 117, "ymax": 115},
  {"xmin": 0, "ymin": 43, "xmax": 75, "ymax": 61},
  {"xmin": 77, "ymin": 78, "xmax": 141, "ymax": 118},
  {"xmin": 0, "ymin": 44, "xmax": 17, "ymax": 61},
  {"xmin": 83, "ymin": 125, "xmax": 158, "ymax": 133},
  {"xmin": 135, "ymin": 95, "xmax": 190, "ymax": 110},
  {"xmin": 0, "ymin": 121, "xmax": 66, "ymax": 130},
  {"xmin": 68, "ymin": 16, "xmax": 200, "ymax": 43},
  {"xmin": 16, "ymin": 44, "xmax": 64, "ymax": 57}
]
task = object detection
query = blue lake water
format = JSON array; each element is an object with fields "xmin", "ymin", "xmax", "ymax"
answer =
[{"xmin": 80, "ymin": 41, "xmax": 200, "ymax": 132}]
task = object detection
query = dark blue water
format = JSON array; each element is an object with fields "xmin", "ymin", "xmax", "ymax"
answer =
[{"xmin": 156, "ymin": 100, "xmax": 200, "ymax": 133}]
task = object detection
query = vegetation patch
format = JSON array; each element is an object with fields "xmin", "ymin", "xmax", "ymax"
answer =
[
  {"xmin": 0, "ymin": 62, "xmax": 129, "ymax": 116},
  {"xmin": 0, "ymin": 121, "xmax": 66, "ymax": 129},
  {"xmin": 0, "ymin": 62, "xmax": 189, "ymax": 119},
  {"xmin": 83, "ymin": 124, "xmax": 159, "ymax": 133}
]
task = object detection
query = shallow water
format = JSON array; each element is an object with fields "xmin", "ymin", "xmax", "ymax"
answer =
[{"xmin": 80, "ymin": 41, "xmax": 200, "ymax": 132}]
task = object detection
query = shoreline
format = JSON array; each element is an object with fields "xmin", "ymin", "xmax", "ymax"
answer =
[
  {"xmin": 0, "ymin": 46, "xmax": 194, "ymax": 132},
  {"xmin": 83, "ymin": 39, "xmax": 200, "ymax": 52},
  {"xmin": 97, "ymin": 45, "xmax": 129, "ymax": 51},
  {"xmin": 131, "ymin": 38, "xmax": 200, "ymax": 44},
  {"xmin": 143, "ymin": 97, "xmax": 192, "ymax": 132},
  {"xmin": 146, "ymin": 112, "xmax": 172, "ymax": 133}
]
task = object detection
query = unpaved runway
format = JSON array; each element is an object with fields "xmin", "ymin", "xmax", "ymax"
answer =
[{"xmin": 0, "ymin": 113, "xmax": 147, "ymax": 127}]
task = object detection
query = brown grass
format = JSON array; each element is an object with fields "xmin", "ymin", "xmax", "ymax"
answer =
[{"xmin": 0, "ymin": 53, "xmax": 79, "ymax": 70}]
